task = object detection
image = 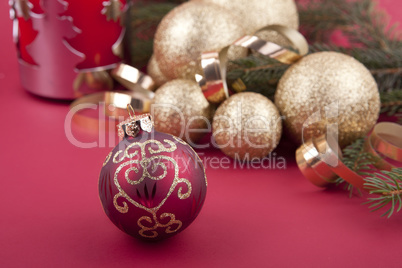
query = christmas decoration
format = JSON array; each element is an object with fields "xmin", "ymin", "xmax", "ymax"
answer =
[
  {"xmin": 213, "ymin": 92, "xmax": 282, "ymax": 160},
  {"xmin": 99, "ymin": 110, "xmax": 207, "ymax": 240},
  {"xmin": 192, "ymin": 0, "xmax": 299, "ymax": 34},
  {"xmin": 152, "ymin": 79, "xmax": 214, "ymax": 144},
  {"xmin": 10, "ymin": 0, "xmax": 44, "ymax": 65},
  {"xmin": 10, "ymin": 0, "xmax": 127, "ymax": 99},
  {"xmin": 275, "ymin": 51, "xmax": 380, "ymax": 148},
  {"xmin": 199, "ymin": 25, "xmax": 308, "ymax": 104},
  {"xmin": 79, "ymin": 0, "xmax": 402, "ymax": 219},
  {"xmin": 102, "ymin": 0, "xmax": 124, "ymax": 22},
  {"xmin": 147, "ymin": 55, "xmax": 169, "ymax": 88},
  {"xmin": 125, "ymin": 1, "xmax": 178, "ymax": 68},
  {"xmin": 296, "ymin": 122, "xmax": 402, "ymax": 217},
  {"xmin": 153, "ymin": 1, "xmax": 247, "ymax": 80},
  {"xmin": 126, "ymin": 0, "xmax": 401, "ymax": 101}
]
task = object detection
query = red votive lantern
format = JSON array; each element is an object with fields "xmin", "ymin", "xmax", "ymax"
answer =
[{"xmin": 10, "ymin": 0, "xmax": 127, "ymax": 99}]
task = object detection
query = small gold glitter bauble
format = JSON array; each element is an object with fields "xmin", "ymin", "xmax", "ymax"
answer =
[
  {"xmin": 152, "ymin": 79, "xmax": 215, "ymax": 144},
  {"xmin": 147, "ymin": 55, "xmax": 169, "ymax": 88},
  {"xmin": 213, "ymin": 92, "xmax": 282, "ymax": 160},
  {"xmin": 193, "ymin": 0, "xmax": 299, "ymax": 34},
  {"xmin": 154, "ymin": 1, "xmax": 247, "ymax": 80},
  {"xmin": 275, "ymin": 51, "xmax": 380, "ymax": 148}
]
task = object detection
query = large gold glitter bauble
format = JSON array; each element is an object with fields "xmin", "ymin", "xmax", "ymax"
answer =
[
  {"xmin": 275, "ymin": 51, "xmax": 380, "ymax": 148},
  {"xmin": 147, "ymin": 55, "xmax": 169, "ymax": 88},
  {"xmin": 152, "ymin": 79, "xmax": 215, "ymax": 144},
  {"xmin": 193, "ymin": 0, "xmax": 299, "ymax": 34},
  {"xmin": 213, "ymin": 92, "xmax": 282, "ymax": 160},
  {"xmin": 153, "ymin": 1, "xmax": 247, "ymax": 80}
]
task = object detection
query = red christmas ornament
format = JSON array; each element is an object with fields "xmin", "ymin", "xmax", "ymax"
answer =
[{"xmin": 99, "ymin": 110, "xmax": 207, "ymax": 240}]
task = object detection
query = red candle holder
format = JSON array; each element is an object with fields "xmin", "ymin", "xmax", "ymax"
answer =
[{"xmin": 10, "ymin": 0, "xmax": 127, "ymax": 99}]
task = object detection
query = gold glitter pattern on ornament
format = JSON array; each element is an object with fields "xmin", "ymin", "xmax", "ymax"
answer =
[
  {"xmin": 154, "ymin": 1, "xmax": 246, "ymax": 80},
  {"xmin": 275, "ymin": 51, "xmax": 380, "ymax": 147},
  {"xmin": 193, "ymin": 0, "xmax": 299, "ymax": 34},
  {"xmin": 103, "ymin": 152, "xmax": 112, "ymax": 167},
  {"xmin": 153, "ymin": 79, "xmax": 214, "ymax": 143},
  {"xmin": 172, "ymin": 135, "xmax": 188, "ymax": 145},
  {"xmin": 113, "ymin": 138, "xmax": 193, "ymax": 238},
  {"xmin": 138, "ymin": 213, "xmax": 182, "ymax": 238},
  {"xmin": 213, "ymin": 92, "xmax": 282, "ymax": 160},
  {"xmin": 113, "ymin": 150, "xmax": 125, "ymax": 164}
]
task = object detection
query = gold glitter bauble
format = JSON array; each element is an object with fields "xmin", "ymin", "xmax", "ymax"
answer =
[
  {"xmin": 275, "ymin": 51, "xmax": 380, "ymax": 148},
  {"xmin": 213, "ymin": 92, "xmax": 282, "ymax": 160},
  {"xmin": 154, "ymin": 1, "xmax": 247, "ymax": 80},
  {"xmin": 152, "ymin": 79, "xmax": 215, "ymax": 144},
  {"xmin": 193, "ymin": 0, "xmax": 299, "ymax": 34},
  {"xmin": 147, "ymin": 55, "xmax": 169, "ymax": 88}
]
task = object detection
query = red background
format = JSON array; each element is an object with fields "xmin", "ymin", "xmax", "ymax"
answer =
[{"xmin": 1, "ymin": 1, "xmax": 401, "ymax": 267}]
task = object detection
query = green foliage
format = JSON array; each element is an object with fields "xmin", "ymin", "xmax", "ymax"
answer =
[
  {"xmin": 125, "ymin": 1, "xmax": 179, "ymax": 67},
  {"xmin": 227, "ymin": 55, "xmax": 288, "ymax": 99},
  {"xmin": 335, "ymin": 138, "xmax": 379, "ymax": 196},
  {"xmin": 380, "ymin": 90, "xmax": 402, "ymax": 118},
  {"xmin": 336, "ymin": 139, "xmax": 402, "ymax": 218},
  {"xmin": 364, "ymin": 169, "xmax": 402, "ymax": 218}
]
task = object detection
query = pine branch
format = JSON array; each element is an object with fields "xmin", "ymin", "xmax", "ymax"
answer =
[
  {"xmin": 227, "ymin": 55, "xmax": 289, "ymax": 99},
  {"xmin": 380, "ymin": 90, "xmax": 402, "ymax": 118},
  {"xmin": 335, "ymin": 138, "xmax": 379, "ymax": 196},
  {"xmin": 125, "ymin": 1, "xmax": 179, "ymax": 67},
  {"xmin": 364, "ymin": 168, "xmax": 402, "ymax": 218},
  {"xmin": 297, "ymin": 0, "xmax": 352, "ymax": 42},
  {"xmin": 297, "ymin": 0, "xmax": 402, "ymax": 47}
]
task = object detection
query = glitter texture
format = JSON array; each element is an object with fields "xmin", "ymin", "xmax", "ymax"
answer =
[
  {"xmin": 152, "ymin": 79, "xmax": 215, "ymax": 144},
  {"xmin": 147, "ymin": 55, "xmax": 169, "ymax": 88},
  {"xmin": 275, "ymin": 51, "xmax": 380, "ymax": 148},
  {"xmin": 193, "ymin": 0, "xmax": 299, "ymax": 34},
  {"xmin": 154, "ymin": 1, "xmax": 247, "ymax": 80},
  {"xmin": 213, "ymin": 92, "xmax": 282, "ymax": 160}
]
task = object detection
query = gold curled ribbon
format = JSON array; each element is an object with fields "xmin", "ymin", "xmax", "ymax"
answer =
[
  {"xmin": 111, "ymin": 63, "xmax": 157, "ymax": 93},
  {"xmin": 70, "ymin": 91, "xmax": 154, "ymax": 132},
  {"xmin": 296, "ymin": 122, "xmax": 402, "ymax": 191},
  {"xmin": 197, "ymin": 25, "xmax": 309, "ymax": 104}
]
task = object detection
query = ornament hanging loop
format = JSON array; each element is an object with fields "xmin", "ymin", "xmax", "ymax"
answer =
[{"xmin": 127, "ymin": 104, "xmax": 136, "ymax": 119}]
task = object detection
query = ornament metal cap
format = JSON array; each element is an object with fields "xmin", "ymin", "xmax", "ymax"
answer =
[{"xmin": 117, "ymin": 105, "xmax": 153, "ymax": 140}]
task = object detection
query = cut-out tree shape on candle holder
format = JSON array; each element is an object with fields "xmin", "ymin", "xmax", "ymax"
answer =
[
  {"xmin": 60, "ymin": 0, "xmax": 126, "ymax": 70},
  {"xmin": 10, "ymin": 0, "xmax": 44, "ymax": 65}
]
